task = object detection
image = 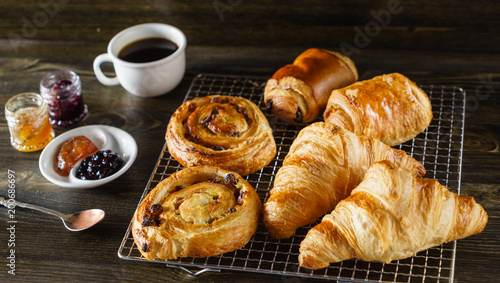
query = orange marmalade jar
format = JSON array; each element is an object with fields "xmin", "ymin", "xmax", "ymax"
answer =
[{"xmin": 5, "ymin": 93, "xmax": 55, "ymax": 152}]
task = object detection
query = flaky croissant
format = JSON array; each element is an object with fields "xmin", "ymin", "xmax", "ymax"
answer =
[
  {"xmin": 299, "ymin": 161, "xmax": 488, "ymax": 269},
  {"xmin": 264, "ymin": 48, "xmax": 358, "ymax": 123},
  {"xmin": 263, "ymin": 122, "xmax": 425, "ymax": 239},
  {"xmin": 132, "ymin": 166, "xmax": 262, "ymax": 260},
  {"xmin": 166, "ymin": 95, "xmax": 276, "ymax": 176},
  {"xmin": 323, "ymin": 73, "xmax": 433, "ymax": 146}
]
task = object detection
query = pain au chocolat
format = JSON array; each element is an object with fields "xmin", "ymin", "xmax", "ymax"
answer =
[
  {"xmin": 165, "ymin": 95, "xmax": 276, "ymax": 176},
  {"xmin": 264, "ymin": 48, "xmax": 358, "ymax": 124},
  {"xmin": 132, "ymin": 166, "xmax": 262, "ymax": 260}
]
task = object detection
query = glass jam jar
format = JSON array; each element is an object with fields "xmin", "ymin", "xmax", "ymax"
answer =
[
  {"xmin": 40, "ymin": 69, "xmax": 88, "ymax": 127},
  {"xmin": 5, "ymin": 92, "xmax": 55, "ymax": 152}
]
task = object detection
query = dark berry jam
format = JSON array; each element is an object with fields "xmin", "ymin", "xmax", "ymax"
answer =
[
  {"xmin": 75, "ymin": 150, "xmax": 124, "ymax": 180},
  {"xmin": 46, "ymin": 79, "xmax": 86, "ymax": 126},
  {"xmin": 53, "ymin": 79, "xmax": 72, "ymax": 90},
  {"xmin": 40, "ymin": 70, "xmax": 88, "ymax": 127}
]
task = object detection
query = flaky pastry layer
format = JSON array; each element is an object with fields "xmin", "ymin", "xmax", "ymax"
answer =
[{"xmin": 324, "ymin": 73, "xmax": 433, "ymax": 146}]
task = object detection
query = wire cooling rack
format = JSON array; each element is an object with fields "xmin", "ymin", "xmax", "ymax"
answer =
[{"xmin": 118, "ymin": 73, "xmax": 466, "ymax": 282}]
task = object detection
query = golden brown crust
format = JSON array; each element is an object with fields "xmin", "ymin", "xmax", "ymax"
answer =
[
  {"xmin": 299, "ymin": 161, "xmax": 488, "ymax": 269},
  {"xmin": 262, "ymin": 122, "xmax": 425, "ymax": 239},
  {"xmin": 131, "ymin": 166, "xmax": 262, "ymax": 260},
  {"xmin": 264, "ymin": 48, "xmax": 358, "ymax": 123},
  {"xmin": 324, "ymin": 73, "xmax": 433, "ymax": 146},
  {"xmin": 166, "ymin": 95, "xmax": 276, "ymax": 176}
]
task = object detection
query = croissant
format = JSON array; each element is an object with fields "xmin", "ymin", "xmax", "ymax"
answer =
[
  {"xmin": 166, "ymin": 95, "xmax": 276, "ymax": 176},
  {"xmin": 264, "ymin": 48, "xmax": 358, "ymax": 123},
  {"xmin": 263, "ymin": 122, "xmax": 425, "ymax": 239},
  {"xmin": 132, "ymin": 166, "xmax": 262, "ymax": 260},
  {"xmin": 299, "ymin": 161, "xmax": 488, "ymax": 269},
  {"xmin": 323, "ymin": 73, "xmax": 433, "ymax": 146}
]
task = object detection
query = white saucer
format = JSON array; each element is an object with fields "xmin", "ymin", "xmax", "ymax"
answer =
[{"xmin": 39, "ymin": 125, "xmax": 138, "ymax": 189}]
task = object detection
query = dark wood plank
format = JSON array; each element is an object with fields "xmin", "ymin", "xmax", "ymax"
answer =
[
  {"xmin": 0, "ymin": 1, "xmax": 499, "ymax": 282},
  {"xmin": 2, "ymin": 0, "xmax": 500, "ymax": 55}
]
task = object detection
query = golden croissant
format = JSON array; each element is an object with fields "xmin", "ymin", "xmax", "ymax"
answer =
[
  {"xmin": 323, "ymin": 73, "xmax": 433, "ymax": 146},
  {"xmin": 299, "ymin": 161, "xmax": 488, "ymax": 269},
  {"xmin": 264, "ymin": 48, "xmax": 358, "ymax": 123},
  {"xmin": 263, "ymin": 122, "xmax": 425, "ymax": 239}
]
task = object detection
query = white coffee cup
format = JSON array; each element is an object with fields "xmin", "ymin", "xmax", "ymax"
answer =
[{"xmin": 93, "ymin": 23, "xmax": 186, "ymax": 97}]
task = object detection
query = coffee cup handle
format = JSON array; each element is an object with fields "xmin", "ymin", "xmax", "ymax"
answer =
[{"xmin": 93, "ymin": 53, "xmax": 120, "ymax": 86}]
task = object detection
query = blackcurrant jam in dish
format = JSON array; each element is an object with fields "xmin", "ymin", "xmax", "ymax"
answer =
[{"xmin": 75, "ymin": 150, "xmax": 124, "ymax": 180}]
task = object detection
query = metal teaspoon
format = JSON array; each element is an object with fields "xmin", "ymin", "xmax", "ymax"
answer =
[{"xmin": 0, "ymin": 196, "xmax": 105, "ymax": 231}]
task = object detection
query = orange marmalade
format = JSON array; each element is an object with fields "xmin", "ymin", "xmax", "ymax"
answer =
[
  {"xmin": 5, "ymin": 93, "xmax": 55, "ymax": 152},
  {"xmin": 54, "ymin": 136, "xmax": 99, "ymax": 176}
]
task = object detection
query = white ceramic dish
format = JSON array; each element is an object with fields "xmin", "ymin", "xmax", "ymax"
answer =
[{"xmin": 39, "ymin": 125, "xmax": 138, "ymax": 189}]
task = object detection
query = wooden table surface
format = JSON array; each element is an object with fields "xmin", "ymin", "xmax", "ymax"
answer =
[{"xmin": 1, "ymin": 1, "xmax": 499, "ymax": 282}]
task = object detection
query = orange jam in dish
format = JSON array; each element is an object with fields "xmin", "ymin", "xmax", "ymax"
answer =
[{"xmin": 54, "ymin": 136, "xmax": 99, "ymax": 176}]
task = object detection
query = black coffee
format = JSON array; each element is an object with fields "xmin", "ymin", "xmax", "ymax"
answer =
[{"xmin": 118, "ymin": 37, "xmax": 178, "ymax": 63}]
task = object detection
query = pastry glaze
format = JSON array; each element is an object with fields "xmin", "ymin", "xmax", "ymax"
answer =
[
  {"xmin": 264, "ymin": 48, "xmax": 358, "ymax": 123},
  {"xmin": 263, "ymin": 122, "xmax": 425, "ymax": 239},
  {"xmin": 166, "ymin": 95, "xmax": 276, "ymax": 176},
  {"xmin": 132, "ymin": 166, "xmax": 262, "ymax": 260},
  {"xmin": 299, "ymin": 161, "xmax": 488, "ymax": 269},
  {"xmin": 324, "ymin": 73, "xmax": 433, "ymax": 146}
]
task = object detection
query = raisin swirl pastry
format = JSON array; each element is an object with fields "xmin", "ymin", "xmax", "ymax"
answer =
[
  {"xmin": 132, "ymin": 166, "xmax": 262, "ymax": 260},
  {"xmin": 166, "ymin": 95, "xmax": 276, "ymax": 176}
]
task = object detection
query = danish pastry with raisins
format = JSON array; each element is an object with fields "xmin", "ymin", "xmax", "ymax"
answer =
[
  {"xmin": 131, "ymin": 166, "xmax": 262, "ymax": 260},
  {"xmin": 166, "ymin": 95, "xmax": 276, "ymax": 176}
]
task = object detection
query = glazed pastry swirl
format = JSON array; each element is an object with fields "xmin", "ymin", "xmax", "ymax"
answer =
[
  {"xmin": 132, "ymin": 166, "xmax": 262, "ymax": 260},
  {"xmin": 166, "ymin": 95, "xmax": 276, "ymax": 176}
]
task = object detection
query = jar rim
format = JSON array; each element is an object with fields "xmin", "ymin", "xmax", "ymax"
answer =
[
  {"xmin": 40, "ymin": 69, "xmax": 81, "ymax": 99},
  {"xmin": 5, "ymin": 92, "xmax": 46, "ymax": 123}
]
